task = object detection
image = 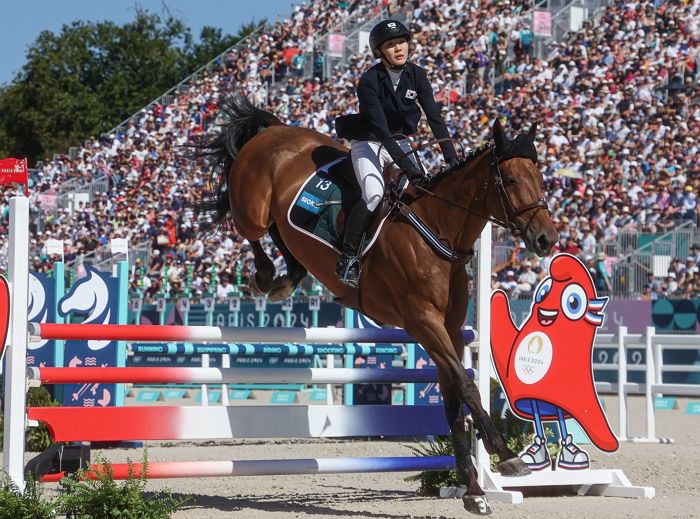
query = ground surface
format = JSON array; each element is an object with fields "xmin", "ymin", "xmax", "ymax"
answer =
[{"xmin": 27, "ymin": 395, "xmax": 700, "ymax": 519}]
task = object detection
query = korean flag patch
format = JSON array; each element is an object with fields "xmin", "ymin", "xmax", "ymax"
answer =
[{"xmin": 405, "ymin": 89, "xmax": 417, "ymax": 100}]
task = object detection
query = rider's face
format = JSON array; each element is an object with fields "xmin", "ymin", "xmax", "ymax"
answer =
[{"xmin": 380, "ymin": 38, "xmax": 409, "ymax": 67}]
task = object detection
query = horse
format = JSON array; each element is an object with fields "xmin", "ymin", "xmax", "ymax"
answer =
[{"xmin": 194, "ymin": 94, "xmax": 559, "ymax": 515}]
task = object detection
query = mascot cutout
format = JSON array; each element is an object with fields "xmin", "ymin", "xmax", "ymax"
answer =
[{"xmin": 491, "ymin": 253, "xmax": 618, "ymax": 471}]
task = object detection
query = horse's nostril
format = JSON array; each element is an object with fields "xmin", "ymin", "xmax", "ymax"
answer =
[{"xmin": 537, "ymin": 234, "xmax": 552, "ymax": 251}]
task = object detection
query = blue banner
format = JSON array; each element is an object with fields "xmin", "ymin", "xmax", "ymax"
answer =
[
  {"xmin": 134, "ymin": 301, "xmax": 343, "ymax": 328},
  {"xmin": 412, "ymin": 344, "xmax": 442, "ymax": 405},
  {"xmin": 349, "ymin": 312, "xmax": 393, "ymax": 405},
  {"xmin": 58, "ymin": 267, "xmax": 119, "ymax": 407},
  {"xmin": 26, "ymin": 271, "xmax": 56, "ymax": 368}
]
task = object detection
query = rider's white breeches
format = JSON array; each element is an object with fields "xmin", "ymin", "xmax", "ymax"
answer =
[{"xmin": 350, "ymin": 140, "xmax": 391, "ymax": 212}]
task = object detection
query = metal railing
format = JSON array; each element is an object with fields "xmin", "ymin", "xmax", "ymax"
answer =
[
  {"xmin": 611, "ymin": 221, "xmax": 696, "ymax": 294},
  {"xmin": 66, "ymin": 240, "xmax": 151, "ymax": 273},
  {"xmin": 531, "ymin": 0, "xmax": 610, "ymax": 58},
  {"xmin": 52, "ymin": 176, "xmax": 109, "ymax": 213},
  {"xmin": 312, "ymin": 6, "xmax": 405, "ymax": 80}
]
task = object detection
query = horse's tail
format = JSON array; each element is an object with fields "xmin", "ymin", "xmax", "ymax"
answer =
[{"xmin": 193, "ymin": 93, "xmax": 284, "ymax": 226}]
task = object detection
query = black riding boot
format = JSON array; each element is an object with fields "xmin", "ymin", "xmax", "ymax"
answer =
[{"xmin": 336, "ymin": 202, "xmax": 373, "ymax": 287}]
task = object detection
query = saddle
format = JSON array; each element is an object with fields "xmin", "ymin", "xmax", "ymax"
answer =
[
  {"xmin": 287, "ymin": 150, "xmax": 408, "ymax": 256},
  {"xmin": 337, "ymin": 155, "xmax": 409, "ymax": 237}
]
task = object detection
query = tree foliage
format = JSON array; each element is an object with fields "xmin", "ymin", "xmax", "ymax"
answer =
[{"xmin": 0, "ymin": 9, "xmax": 246, "ymax": 164}]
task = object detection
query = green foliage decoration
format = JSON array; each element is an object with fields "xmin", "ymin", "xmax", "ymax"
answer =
[{"xmin": 56, "ymin": 453, "xmax": 188, "ymax": 519}]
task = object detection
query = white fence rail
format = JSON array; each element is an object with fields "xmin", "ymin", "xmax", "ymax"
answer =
[{"xmin": 592, "ymin": 326, "xmax": 700, "ymax": 443}]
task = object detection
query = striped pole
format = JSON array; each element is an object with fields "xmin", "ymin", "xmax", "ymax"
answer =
[
  {"xmin": 29, "ymin": 323, "xmax": 477, "ymax": 345},
  {"xmin": 28, "ymin": 367, "xmax": 477, "ymax": 385},
  {"xmin": 128, "ymin": 343, "xmax": 406, "ymax": 356},
  {"xmin": 41, "ymin": 456, "xmax": 456, "ymax": 482}
]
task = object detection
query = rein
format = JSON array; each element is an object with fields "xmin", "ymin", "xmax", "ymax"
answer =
[{"xmin": 410, "ymin": 148, "xmax": 548, "ymax": 238}]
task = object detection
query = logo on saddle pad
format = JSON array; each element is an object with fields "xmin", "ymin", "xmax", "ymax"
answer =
[
  {"xmin": 296, "ymin": 192, "xmax": 322, "ymax": 215},
  {"xmin": 288, "ymin": 156, "xmax": 391, "ymax": 256}
]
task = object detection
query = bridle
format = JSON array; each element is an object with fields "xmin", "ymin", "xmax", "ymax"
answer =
[{"xmin": 411, "ymin": 147, "xmax": 550, "ymax": 238}]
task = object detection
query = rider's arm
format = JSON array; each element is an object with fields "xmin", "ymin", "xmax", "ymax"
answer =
[
  {"xmin": 357, "ymin": 74, "xmax": 416, "ymax": 172},
  {"xmin": 415, "ymin": 67, "xmax": 458, "ymax": 163}
]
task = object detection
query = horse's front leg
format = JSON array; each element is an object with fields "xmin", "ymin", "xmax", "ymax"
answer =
[
  {"xmin": 441, "ymin": 268, "xmax": 490, "ymax": 513},
  {"xmin": 447, "ymin": 321, "xmax": 529, "ymax": 477},
  {"xmin": 443, "ymin": 387, "xmax": 492, "ymax": 515},
  {"xmin": 407, "ymin": 306, "xmax": 529, "ymax": 479}
]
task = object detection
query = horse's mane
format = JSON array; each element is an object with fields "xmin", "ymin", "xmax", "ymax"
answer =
[
  {"xmin": 430, "ymin": 143, "xmax": 493, "ymax": 184},
  {"xmin": 437, "ymin": 129, "xmax": 537, "ymax": 181}
]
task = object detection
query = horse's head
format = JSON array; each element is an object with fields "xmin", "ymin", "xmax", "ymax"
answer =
[{"xmin": 489, "ymin": 119, "xmax": 559, "ymax": 256}]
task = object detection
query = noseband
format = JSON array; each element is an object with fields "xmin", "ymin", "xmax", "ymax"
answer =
[{"xmin": 489, "ymin": 149, "xmax": 549, "ymax": 238}]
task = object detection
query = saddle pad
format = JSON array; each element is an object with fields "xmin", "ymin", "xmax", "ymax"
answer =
[{"xmin": 287, "ymin": 156, "xmax": 388, "ymax": 256}]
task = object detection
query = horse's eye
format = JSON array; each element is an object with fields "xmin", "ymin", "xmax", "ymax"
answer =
[{"xmin": 503, "ymin": 177, "xmax": 518, "ymax": 187}]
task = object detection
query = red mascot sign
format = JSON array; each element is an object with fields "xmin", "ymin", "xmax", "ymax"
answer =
[{"xmin": 491, "ymin": 253, "xmax": 617, "ymax": 471}]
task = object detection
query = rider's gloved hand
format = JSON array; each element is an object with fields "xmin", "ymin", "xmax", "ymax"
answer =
[{"xmin": 404, "ymin": 165, "xmax": 425, "ymax": 185}]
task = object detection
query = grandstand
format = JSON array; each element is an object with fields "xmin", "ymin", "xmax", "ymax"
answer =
[{"xmin": 2, "ymin": 0, "xmax": 697, "ymax": 302}]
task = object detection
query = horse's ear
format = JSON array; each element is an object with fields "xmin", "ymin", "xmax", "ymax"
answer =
[
  {"xmin": 528, "ymin": 123, "xmax": 537, "ymax": 140},
  {"xmin": 493, "ymin": 118, "xmax": 509, "ymax": 155}
]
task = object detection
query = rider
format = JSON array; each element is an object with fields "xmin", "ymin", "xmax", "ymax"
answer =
[{"xmin": 335, "ymin": 19, "xmax": 459, "ymax": 287}]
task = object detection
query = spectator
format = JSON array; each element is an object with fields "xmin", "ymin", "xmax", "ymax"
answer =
[
  {"xmin": 500, "ymin": 270, "xmax": 519, "ymax": 297},
  {"xmin": 595, "ymin": 252, "xmax": 612, "ymax": 295},
  {"xmin": 516, "ymin": 260, "xmax": 537, "ymax": 293}
]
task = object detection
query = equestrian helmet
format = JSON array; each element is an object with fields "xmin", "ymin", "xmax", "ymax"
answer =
[{"xmin": 369, "ymin": 19, "xmax": 411, "ymax": 58}]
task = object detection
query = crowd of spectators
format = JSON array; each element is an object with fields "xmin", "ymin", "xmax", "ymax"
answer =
[{"xmin": 1, "ymin": 0, "xmax": 697, "ymax": 301}]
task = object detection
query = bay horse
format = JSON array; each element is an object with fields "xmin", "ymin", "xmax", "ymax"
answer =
[{"xmin": 195, "ymin": 95, "xmax": 558, "ymax": 515}]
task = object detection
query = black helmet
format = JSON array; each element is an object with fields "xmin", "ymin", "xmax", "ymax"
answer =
[{"xmin": 369, "ymin": 19, "xmax": 411, "ymax": 57}]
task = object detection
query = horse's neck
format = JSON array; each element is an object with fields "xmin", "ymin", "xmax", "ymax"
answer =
[{"xmin": 428, "ymin": 151, "xmax": 492, "ymax": 253}]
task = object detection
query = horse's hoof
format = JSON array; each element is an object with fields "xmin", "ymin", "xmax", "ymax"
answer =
[
  {"xmin": 498, "ymin": 456, "xmax": 531, "ymax": 477},
  {"xmin": 268, "ymin": 276, "xmax": 295, "ymax": 302},
  {"xmin": 248, "ymin": 275, "xmax": 268, "ymax": 296},
  {"xmin": 462, "ymin": 495, "xmax": 492, "ymax": 516}
]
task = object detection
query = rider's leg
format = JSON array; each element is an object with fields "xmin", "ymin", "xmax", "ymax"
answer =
[
  {"xmin": 351, "ymin": 141, "xmax": 386, "ymax": 213},
  {"xmin": 336, "ymin": 141, "xmax": 386, "ymax": 286}
]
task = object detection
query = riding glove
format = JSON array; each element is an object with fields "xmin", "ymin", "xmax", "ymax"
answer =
[{"xmin": 404, "ymin": 165, "xmax": 425, "ymax": 185}]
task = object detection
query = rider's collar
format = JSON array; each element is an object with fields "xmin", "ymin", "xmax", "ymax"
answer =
[{"xmin": 381, "ymin": 59, "xmax": 407, "ymax": 73}]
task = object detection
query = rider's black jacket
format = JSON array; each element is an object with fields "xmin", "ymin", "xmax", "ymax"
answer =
[{"xmin": 349, "ymin": 61, "xmax": 458, "ymax": 171}]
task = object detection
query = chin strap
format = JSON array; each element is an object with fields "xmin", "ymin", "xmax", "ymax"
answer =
[{"xmin": 380, "ymin": 54, "xmax": 406, "ymax": 72}]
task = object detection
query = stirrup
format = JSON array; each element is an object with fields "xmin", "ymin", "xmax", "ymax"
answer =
[{"xmin": 336, "ymin": 254, "xmax": 362, "ymax": 287}]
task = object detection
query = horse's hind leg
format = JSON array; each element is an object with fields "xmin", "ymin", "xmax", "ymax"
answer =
[
  {"xmin": 266, "ymin": 224, "xmax": 307, "ymax": 301},
  {"xmin": 249, "ymin": 241, "xmax": 276, "ymax": 295}
]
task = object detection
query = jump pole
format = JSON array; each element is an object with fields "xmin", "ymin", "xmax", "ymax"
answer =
[
  {"xmin": 29, "ymin": 323, "xmax": 476, "ymax": 345},
  {"xmin": 2, "ymin": 195, "xmax": 30, "ymax": 490},
  {"xmin": 128, "ymin": 343, "xmax": 406, "ymax": 356},
  {"xmin": 476, "ymin": 222, "xmax": 492, "ymax": 473},
  {"xmin": 28, "ymin": 366, "xmax": 476, "ymax": 385},
  {"xmin": 40, "ymin": 456, "xmax": 456, "ymax": 482}
]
